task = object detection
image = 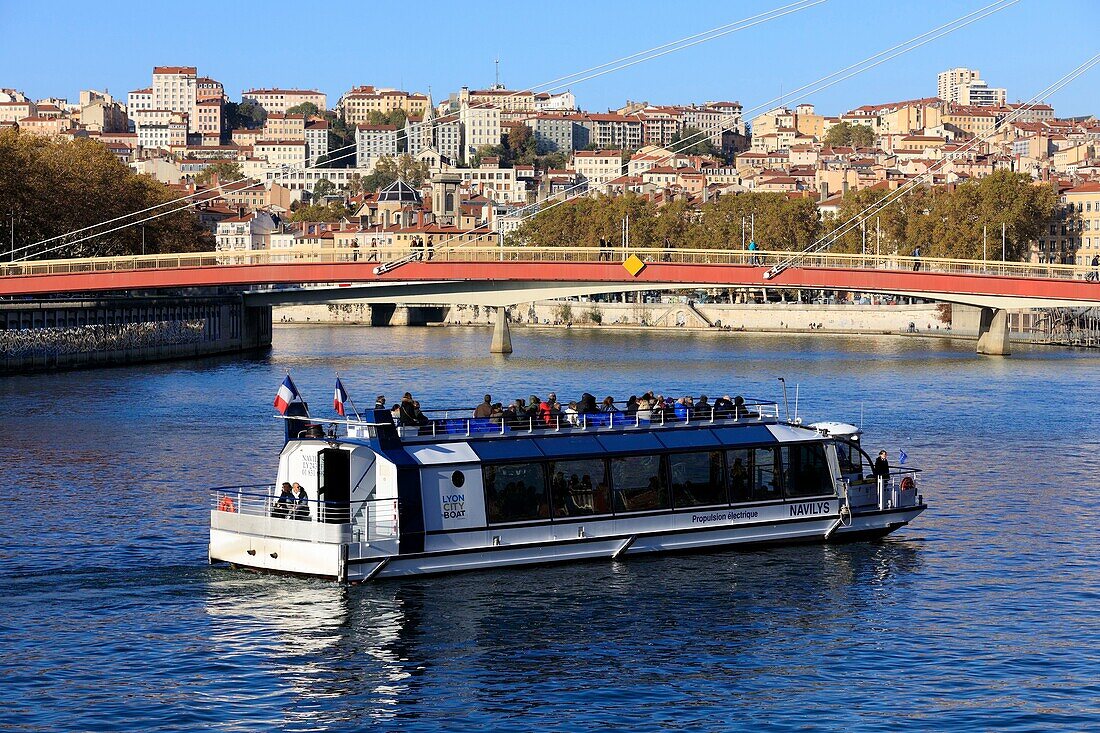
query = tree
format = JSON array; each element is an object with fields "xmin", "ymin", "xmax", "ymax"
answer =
[
  {"xmin": 290, "ymin": 201, "xmax": 352, "ymax": 222},
  {"xmin": 670, "ymin": 126, "xmax": 721, "ymax": 157},
  {"xmin": 396, "ymin": 154, "xmax": 430, "ymax": 187},
  {"xmin": 312, "ymin": 178, "xmax": 336, "ymax": 199},
  {"xmin": 195, "ymin": 160, "xmax": 242, "ymax": 186},
  {"xmin": 823, "ymin": 121, "xmax": 875, "ymax": 148},
  {"xmin": 0, "ymin": 129, "xmax": 212, "ymax": 259},
  {"xmin": 361, "ymin": 156, "xmax": 399, "ymax": 191},
  {"xmin": 224, "ymin": 99, "xmax": 267, "ymax": 130},
  {"xmin": 286, "ymin": 102, "xmax": 320, "ymax": 117}
]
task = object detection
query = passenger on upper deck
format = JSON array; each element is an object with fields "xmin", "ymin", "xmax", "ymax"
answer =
[
  {"xmin": 399, "ymin": 393, "xmax": 419, "ymax": 426},
  {"xmin": 474, "ymin": 394, "xmax": 493, "ymax": 419}
]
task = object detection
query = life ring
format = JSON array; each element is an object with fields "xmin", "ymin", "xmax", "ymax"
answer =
[
  {"xmin": 900, "ymin": 476, "xmax": 915, "ymax": 492},
  {"xmin": 218, "ymin": 496, "xmax": 236, "ymax": 513}
]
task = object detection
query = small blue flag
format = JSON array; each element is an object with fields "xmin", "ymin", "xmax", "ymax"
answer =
[{"xmin": 898, "ymin": 449, "xmax": 908, "ymax": 465}]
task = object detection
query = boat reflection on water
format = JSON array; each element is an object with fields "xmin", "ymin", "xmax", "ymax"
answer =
[{"xmin": 201, "ymin": 539, "xmax": 923, "ymax": 728}]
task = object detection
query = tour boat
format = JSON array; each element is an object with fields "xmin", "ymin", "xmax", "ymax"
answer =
[{"xmin": 208, "ymin": 397, "xmax": 926, "ymax": 581}]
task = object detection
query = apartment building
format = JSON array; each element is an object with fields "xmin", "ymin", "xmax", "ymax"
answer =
[
  {"xmin": 242, "ymin": 88, "xmax": 327, "ymax": 114},
  {"xmin": 459, "ymin": 103, "xmax": 501, "ymax": 161},
  {"xmin": 355, "ymin": 124, "xmax": 399, "ymax": 167},
  {"xmin": 938, "ymin": 67, "xmax": 1006, "ymax": 107},
  {"xmin": 572, "ymin": 150, "xmax": 623, "ymax": 185},
  {"xmin": 264, "ymin": 112, "xmax": 306, "ymax": 141},
  {"xmin": 338, "ymin": 86, "xmax": 429, "ymax": 125},
  {"xmin": 152, "ymin": 66, "xmax": 197, "ymax": 132}
]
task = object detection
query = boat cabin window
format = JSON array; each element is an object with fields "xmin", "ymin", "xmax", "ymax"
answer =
[
  {"xmin": 781, "ymin": 443, "xmax": 835, "ymax": 498},
  {"xmin": 836, "ymin": 440, "xmax": 858, "ymax": 474},
  {"xmin": 727, "ymin": 447, "xmax": 782, "ymax": 502},
  {"xmin": 670, "ymin": 451, "xmax": 727, "ymax": 508},
  {"xmin": 484, "ymin": 463, "xmax": 549, "ymax": 524},
  {"xmin": 549, "ymin": 458, "xmax": 611, "ymax": 517},
  {"xmin": 611, "ymin": 454, "xmax": 668, "ymax": 513}
]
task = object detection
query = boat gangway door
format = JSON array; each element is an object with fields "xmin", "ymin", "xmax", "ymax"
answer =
[{"xmin": 318, "ymin": 448, "xmax": 351, "ymax": 524}]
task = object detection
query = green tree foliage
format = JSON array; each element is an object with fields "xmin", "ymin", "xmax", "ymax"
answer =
[
  {"xmin": 670, "ymin": 126, "xmax": 722, "ymax": 157},
  {"xmin": 289, "ymin": 201, "xmax": 352, "ymax": 222},
  {"xmin": 823, "ymin": 121, "xmax": 876, "ymax": 148},
  {"xmin": 224, "ymin": 99, "xmax": 267, "ymax": 130},
  {"xmin": 513, "ymin": 191, "xmax": 819, "ymax": 251},
  {"xmin": 195, "ymin": 160, "xmax": 242, "ymax": 186},
  {"xmin": 825, "ymin": 172, "xmax": 1056, "ymax": 259},
  {"xmin": 358, "ymin": 154, "xmax": 430, "ymax": 191},
  {"xmin": 285, "ymin": 102, "xmax": 320, "ymax": 117},
  {"xmin": 311, "ymin": 178, "xmax": 336, "ymax": 199},
  {"xmin": 0, "ymin": 129, "xmax": 212, "ymax": 259}
]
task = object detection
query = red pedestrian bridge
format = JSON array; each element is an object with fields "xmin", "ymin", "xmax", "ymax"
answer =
[{"xmin": 4, "ymin": 246, "xmax": 1100, "ymax": 355}]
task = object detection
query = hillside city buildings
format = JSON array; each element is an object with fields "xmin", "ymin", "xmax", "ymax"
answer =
[{"xmin": 2, "ymin": 65, "xmax": 1099, "ymax": 266}]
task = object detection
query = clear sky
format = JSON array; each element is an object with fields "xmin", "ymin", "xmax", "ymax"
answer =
[{"xmin": 1, "ymin": 0, "xmax": 1096, "ymax": 117}]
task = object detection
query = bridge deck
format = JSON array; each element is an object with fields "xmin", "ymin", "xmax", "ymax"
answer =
[{"xmin": 3, "ymin": 247, "xmax": 1100, "ymax": 308}]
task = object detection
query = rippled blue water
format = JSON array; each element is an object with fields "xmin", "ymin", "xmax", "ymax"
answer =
[{"xmin": 2, "ymin": 327, "xmax": 1099, "ymax": 732}]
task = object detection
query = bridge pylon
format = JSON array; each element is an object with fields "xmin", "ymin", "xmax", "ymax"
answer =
[
  {"xmin": 976, "ymin": 307, "xmax": 1011, "ymax": 356},
  {"xmin": 490, "ymin": 306, "xmax": 513, "ymax": 355}
]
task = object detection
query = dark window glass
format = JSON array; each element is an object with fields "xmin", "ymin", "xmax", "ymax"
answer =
[
  {"xmin": 611, "ymin": 454, "xmax": 668, "ymax": 513},
  {"xmin": 752, "ymin": 447, "xmax": 783, "ymax": 500},
  {"xmin": 483, "ymin": 463, "xmax": 549, "ymax": 524},
  {"xmin": 670, "ymin": 451, "xmax": 727, "ymax": 508},
  {"xmin": 727, "ymin": 447, "xmax": 782, "ymax": 502},
  {"xmin": 549, "ymin": 459, "xmax": 611, "ymax": 517},
  {"xmin": 782, "ymin": 443, "xmax": 836, "ymax": 498},
  {"xmin": 727, "ymin": 448, "xmax": 752, "ymax": 503}
]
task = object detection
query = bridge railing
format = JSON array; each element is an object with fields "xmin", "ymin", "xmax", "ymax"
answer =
[{"xmin": 3, "ymin": 246, "xmax": 1096, "ymax": 283}]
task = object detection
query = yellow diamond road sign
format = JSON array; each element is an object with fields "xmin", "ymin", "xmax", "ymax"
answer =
[{"xmin": 622, "ymin": 254, "xmax": 646, "ymax": 277}]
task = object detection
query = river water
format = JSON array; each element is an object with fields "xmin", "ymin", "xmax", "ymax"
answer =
[{"xmin": 2, "ymin": 326, "xmax": 1098, "ymax": 732}]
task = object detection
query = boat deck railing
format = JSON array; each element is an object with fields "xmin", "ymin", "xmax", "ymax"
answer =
[
  {"xmin": 371, "ymin": 399, "xmax": 783, "ymax": 441},
  {"xmin": 209, "ymin": 486, "xmax": 399, "ymax": 541}
]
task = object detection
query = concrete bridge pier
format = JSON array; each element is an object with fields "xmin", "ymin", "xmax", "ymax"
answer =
[
  {"xmin": 976, "ymin": 307, "xmax": 1011, "ymax": 356},
  {"xmin": 490, "ymin": 307, "xmax": 513, "ymax": 355}
]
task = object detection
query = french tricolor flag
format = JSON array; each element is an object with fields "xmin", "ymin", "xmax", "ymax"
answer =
[
  {"xmin": 273, "ymin": 375, "xmax": 302, "ymax": 415},
  {"xmin": 334, "ymin": 377, "xmax": 349, "ymax": 416}
]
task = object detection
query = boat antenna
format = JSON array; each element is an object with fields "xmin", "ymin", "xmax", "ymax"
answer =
[{"xmin": 777, "ymin": 377, "xmax": 790, "ymax": 422}]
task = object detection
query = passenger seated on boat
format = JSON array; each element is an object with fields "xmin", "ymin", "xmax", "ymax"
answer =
[
  {"xmin": 412, "ymin": 400, "xmax": 430, "ymax": 426},
  {"xmin": 399, "ymin": 393, "xmax": 419, "ymax": 426},
  {"xmin": 290, "ymin": 482, "xmax": 311, "ymax": 521},
  {"xmin": 733, "ymin": 395, "xmax": 757, "ymax": 419},
  {"xmin": 473, "ymin": 394, "xmax": 493, "ymax": 419},
  {"xmin": 272, "ymin": 482, "xmax": 294, "ymax": 519}
]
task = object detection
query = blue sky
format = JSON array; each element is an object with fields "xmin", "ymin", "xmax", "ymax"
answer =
[{"xmin": 1, "ymin": 0, "xmax": 1096, "ymax": 117}]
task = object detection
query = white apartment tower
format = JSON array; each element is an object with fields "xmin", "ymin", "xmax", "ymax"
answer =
[
  {"xmin": 938, "ymin": 67, "xmax": 1007, "ymax": 107},
  {"xmin": 152, "ymin": 66, "xmax": 198, "ymax": 132}
]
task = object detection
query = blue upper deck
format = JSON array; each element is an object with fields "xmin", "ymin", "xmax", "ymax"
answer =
[{"xmin": 335, "ymin": 399, "xmax": 825, "ymax": 462}]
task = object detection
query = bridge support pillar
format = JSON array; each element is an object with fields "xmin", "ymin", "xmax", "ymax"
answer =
[
  {"xmin": 490, "ymin": 307, "xmax": 513, "ymax": 355},
  {"xmin": 976, "ymin": 307, "xmax": 1011, "ymax": 356}
]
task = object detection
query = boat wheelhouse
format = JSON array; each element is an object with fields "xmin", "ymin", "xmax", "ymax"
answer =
[{"xmin": 209, "ymin": 398, "xmax": 926, "ymax": 581}]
